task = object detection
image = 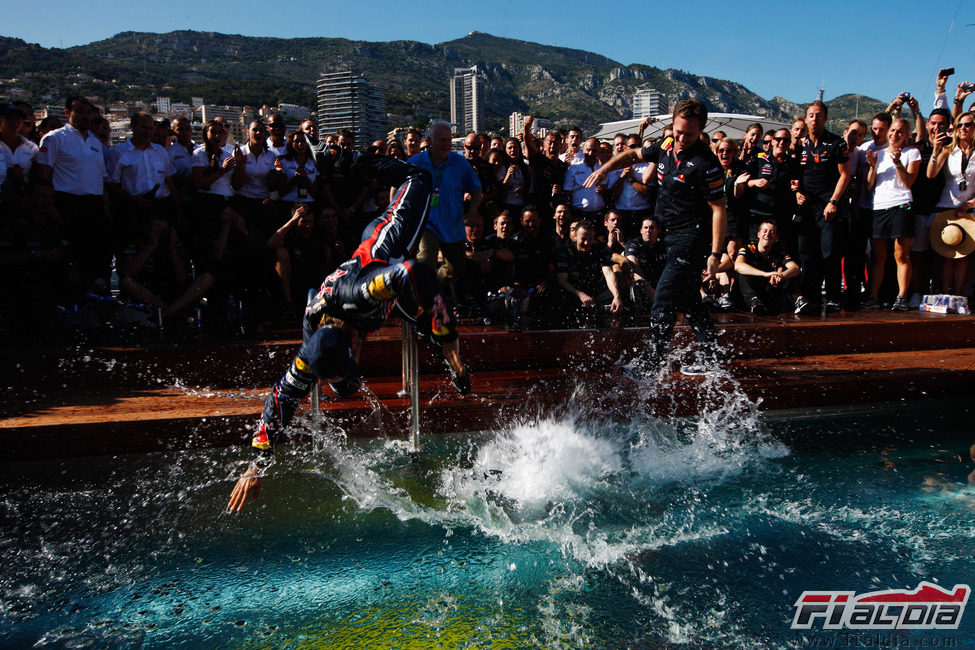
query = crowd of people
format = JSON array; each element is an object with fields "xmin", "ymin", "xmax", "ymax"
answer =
[{"xmin": 2, "ymin": 68, "xmax": 975, "ymax": 346}]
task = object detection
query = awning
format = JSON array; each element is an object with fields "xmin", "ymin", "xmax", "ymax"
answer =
[{"xmin": 591, "ymin": 113, "xmax": 791, "ymax": 141}]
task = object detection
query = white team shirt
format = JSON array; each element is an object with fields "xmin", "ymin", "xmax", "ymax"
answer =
[
  {"xmin": 609, "ymin": 161, "xmax": 651, "ymax": 211},
  {"xmin": 235, "ymin": 144, "xmax": 278, "ymax": 200},
  {"xmin": 0, "ymin": 135, "xmax": 38, "ymax": 177},
  {"xmin": 277, "ymin": 156, "xmax": 318, "ymax": 203},
  {"xmin": 266, "ymin": 138, "xmax": 288, "ymax": 158},
  {"xmin": 111, "ymin": 140, "xmax": 175, "ymax": 198},
  {"xmin": 191, "ymin": 144, "xmax": 235, "ymax": 197},
  {"xmin": 37, "ymin": 123, "xmax": 106, "ymax": 195},
  {"xmin": 872, "ymin": 146, "xmax": 920, "ymax": 210},
  {"xmin": 168, "ymin": 141, "xmax": 195, "ymax": 181},
  {"xmin": 563, "ymin": 158, "xmax": 604, "ymax": 211}
]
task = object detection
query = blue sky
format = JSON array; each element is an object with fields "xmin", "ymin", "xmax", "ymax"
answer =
[{"xmin": 5, "ymin": 0, "xmax": 975, "ymax": 105}]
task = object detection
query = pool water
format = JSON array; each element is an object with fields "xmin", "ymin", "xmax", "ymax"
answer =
[{"xmin": 2, "ymin": 379, "xmax": 974, "ymax": 648}]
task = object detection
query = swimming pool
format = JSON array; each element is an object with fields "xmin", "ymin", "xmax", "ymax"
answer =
[{"xmin": 2, "ymin": 380, "xmax": 973, "ymax": 648}]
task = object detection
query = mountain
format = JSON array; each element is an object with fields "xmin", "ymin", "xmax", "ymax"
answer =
[{"xmin": 0, "ymin": 31, "xmax": 880, "ymax": 134}]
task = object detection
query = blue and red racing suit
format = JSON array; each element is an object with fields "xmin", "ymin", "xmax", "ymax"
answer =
[{"xmin": 251, "ymin": 153, "xmax": 459, "ymax": 459}]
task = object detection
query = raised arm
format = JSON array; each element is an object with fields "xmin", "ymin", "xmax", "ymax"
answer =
[
  {"xmin": 523, "ymin": 115, "xmax": 539, "ymax": 158},
  {"xmin": 582, "ymin": 148, "xmax": 644, "ymax": 189}
]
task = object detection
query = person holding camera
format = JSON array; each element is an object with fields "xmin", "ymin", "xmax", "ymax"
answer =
[{"xmin": 926, "ymin": 110, "xmax": 975, "ymax": 296}]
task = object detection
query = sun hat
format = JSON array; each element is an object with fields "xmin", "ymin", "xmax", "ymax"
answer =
[{"xmin": 930, "ymin": 209, "xmax": 975, "ymax": 259}]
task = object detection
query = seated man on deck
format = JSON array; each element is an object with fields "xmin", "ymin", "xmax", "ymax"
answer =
[
  {"xmin": 733, "ymin": 220, "xmax": 801, "ymax": 315},
  {"xmin": 554, "ymin": 220, "xmax": 624, "ymax": 325},
  {"xmin": 228, "ymin": 152, "xmax": 471, "ymax": 512}
]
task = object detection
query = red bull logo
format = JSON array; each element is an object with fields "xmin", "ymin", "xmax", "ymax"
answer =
[{"xmin": 251, "ymin": 422, "xmax": 271, "ymax": 451}]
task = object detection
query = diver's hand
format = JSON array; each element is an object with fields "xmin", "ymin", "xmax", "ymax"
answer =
[{"xmin": 227, "ymin": 463, "xmax": 263, "ymax": 512}]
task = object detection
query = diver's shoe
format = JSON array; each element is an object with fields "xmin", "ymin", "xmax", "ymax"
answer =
[{"xmin": 450, "ymin": 368, "xmax": 471, "ymax": 395}]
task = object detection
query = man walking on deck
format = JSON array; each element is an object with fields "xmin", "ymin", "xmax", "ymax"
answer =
[
  {"xmin": 583, "ymin": 98, "xmax": 726, "ymax": 375},
  {"xmin": 228, "ymin": 152, "xmax": 471, "ymax": 512}
]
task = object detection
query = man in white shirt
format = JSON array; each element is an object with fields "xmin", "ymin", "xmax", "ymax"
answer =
[
  {"xmin": 109, "ymin": 112, "xmax": 176, "ymax": 231},
  {"xmin": 36, "ymin": 96, "xmax": 111, "ymax": 292},
  {"xmin": 266, "ymin": 114, "xmax": 288, "ymax": 157},
  {"xmin": 560, "ymin": 126, "xmax": 584, "ymax": 163},
  {"xmin": 607, "ymin": 133, "xmax": 653, "ymax": 240},
  {"xmin": 0, "ymin": 103, "xmax": 39, "ymax": 213},
  {"xmin": 563, "ymin": 138, "xmax": 606, "ymax": 221}
]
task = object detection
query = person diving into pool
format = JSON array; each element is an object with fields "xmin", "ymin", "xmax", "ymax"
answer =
[{"xmin": 228, "ymin": 151, "xmax": 471, "ymax": 513}]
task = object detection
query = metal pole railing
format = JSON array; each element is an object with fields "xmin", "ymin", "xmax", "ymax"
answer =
[
  {"xmin": 398, "ymin": 320, "xmax": 410, "ymax": 397},
  {"xmin": 401, "ymin": 319, "xmax": 420, "ymax": 453},
  {"xmin": 310, "ymin": 380, "xmax": 321, "ymax": 430}
]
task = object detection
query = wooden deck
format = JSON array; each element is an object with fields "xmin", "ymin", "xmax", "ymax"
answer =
[{"xmin": 2, "ymin": 310, "xmax": 974, "ymax": 459}]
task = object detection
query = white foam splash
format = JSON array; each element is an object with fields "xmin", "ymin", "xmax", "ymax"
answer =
[{"xmin": 462, "ymin": 416, "xmax": 623, "ymax": 511}]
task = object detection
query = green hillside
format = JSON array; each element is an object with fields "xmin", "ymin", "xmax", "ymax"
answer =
[{"xmin": 0, "ymin": 31, "xmax": 879, "ymax": 134}]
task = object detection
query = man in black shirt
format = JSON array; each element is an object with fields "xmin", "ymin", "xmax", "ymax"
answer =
[
  {"xmin": 555, "ymin": 221, "xmax": 623, "ymax": 322},
  {"xmin": 794, "ymin": 100, "xmax": 851, "ymax": 314},
  {"xmin": 523, "ymin": 116, "xmax": 566, "ymax": 223},
  {"xmin": 736, "ymin": 128, "xmax": 798, "ymax": 243},
  {"xmin": 734, "ymin": 220, "xmax": 801, "ymax": 314},
  {"xmin": 463, "ymin": 131, "xmax": 496, "ymax": 211},
  {"xmin": 585, "ymin": 98, "xmax": 726, "ymax": 374},
  {"xmin": 624, "ymin": 216, "xmax": 667, "ymax": 312}
]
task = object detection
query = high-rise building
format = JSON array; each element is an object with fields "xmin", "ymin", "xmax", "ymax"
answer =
[
  {"xmin": 632, "ymin": 88, "xmax": 668, "ymax": 120},
  {"xmin": 316, "ymin": 70, "xmax": 387, "ymax": 146},
  {"xmin": 509, "ymin": 112, "xmax": 554, "ymax": 138},
  {"xmin": 278, "ymin": 103, "xmax": 312, "ymax": 122},
  {"xmin": 200, "ymin": 104, "xmax": 245, "ymax": 143},
  {"xmin": 450, "ymin": 66, "xmax": 485, "ymax": 135},
  {"xmin": 170, "ymin": 103, "xmax": 192, "ymax": 119},
  {"xmin": 155, "ymin": 97, "xmax": 171, "ymax": 115}
]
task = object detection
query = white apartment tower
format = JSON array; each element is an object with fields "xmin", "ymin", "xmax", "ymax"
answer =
[
  {"xmin": 632, "ymin": 88, "xmax": 668, "ymax": 120},
  {"xmin": 316, "ymin": 70, "xmax": 387, "ymax": 146},
  {"xmin": 450, "ymin": 66, "xmax": 485, "ymax": 135},
  {"xmin": 509, "ymin": 112, "xmax": 554, "ymax": 138}
]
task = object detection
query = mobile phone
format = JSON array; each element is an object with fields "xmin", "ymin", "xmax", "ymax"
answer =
[
  {"xmin": 940, "ymin": 68, "xmax": 955, "ymax": 77},
  {"xmin": 938, "ymin": 123, "xmax": 948, "ymax": 136}
]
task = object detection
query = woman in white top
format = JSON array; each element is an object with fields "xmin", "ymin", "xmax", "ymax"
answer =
[
  {"xmin": 231, "ymin": 120, "xmax": 279, "ymax": 239},
  {"xmin": 926, "ymin": 111, "xmax": 975, "ymax": 295},
  {"xmin": 274, "ymin": 130, "xmax": 319, "ymax": 205},
  {"xmin": 864, "ymin": 117, "xmax": 921, "ymax": 311},
  {"xmin": 190, "ymin": 120, "xmax": 244, "ymax": 273},
  {"xmin": 191, "ymin": 120, "xmax": 235, "ymax": 198}
]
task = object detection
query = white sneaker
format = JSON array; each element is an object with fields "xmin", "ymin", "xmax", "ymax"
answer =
[{"xmin": 908, "ymin": 293, "xmax": 922, "ymax": 309}]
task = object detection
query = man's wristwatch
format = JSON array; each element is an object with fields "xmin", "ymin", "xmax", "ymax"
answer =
[
  {"xmin": 828, "ymin": 199, "xmax": 839, "ymax": 206},
  {"xmin": 710, "ymin": 252, "xmax": 722, "ymax": 259}
]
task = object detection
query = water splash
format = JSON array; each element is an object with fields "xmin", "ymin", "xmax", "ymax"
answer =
[{"xmin": 5, "ymin": 359, "xmax": 974, "ymax": 647}]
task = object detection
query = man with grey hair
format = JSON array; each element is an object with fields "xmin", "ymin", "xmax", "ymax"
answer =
[{"xmin": 408, "ymin": 120, "xmax": 482, "ymax": 289}]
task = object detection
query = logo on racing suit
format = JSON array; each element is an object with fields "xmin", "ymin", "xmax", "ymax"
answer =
[
  {"xmin": 366, "ymin": 273, "xmax": 394, "ymax": 301},
  {"xmin": 252, "ymin": 421, "xmax": 271, "ymax": 450},
  {"xmin": 791, "ymin": 581, "xmax": 969, "ymax": 630},
  {"xmin": 430, "ymin": 295, "xmax": 452, "ymax": 336},
  {"xmin": 317, "ymin": 268, "xmax": 348, "ymax": 300}
]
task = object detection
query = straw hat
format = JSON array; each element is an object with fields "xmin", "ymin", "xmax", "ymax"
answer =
[{"xmin": 930, "ymin": 209, "xmax": 975, "ymax": 259}]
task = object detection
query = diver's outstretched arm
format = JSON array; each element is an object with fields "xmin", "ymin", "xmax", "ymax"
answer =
[{"xmin": 227, "ymin": 463, "xmax": 263, "ymax": 512}]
